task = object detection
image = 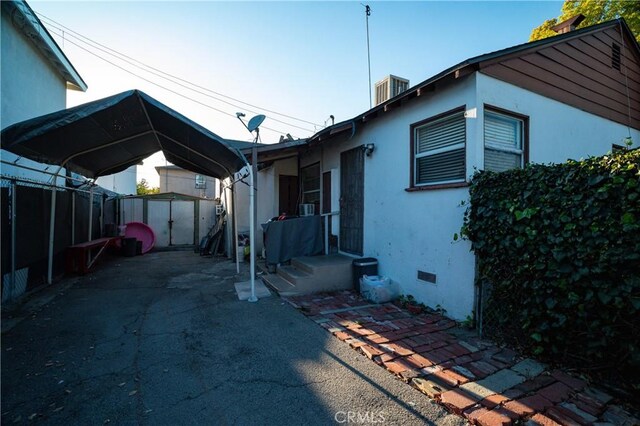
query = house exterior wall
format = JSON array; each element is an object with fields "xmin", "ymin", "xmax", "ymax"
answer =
[
  {"xmin": 475, "ymin": 73, "xmax": 639, "ymax": 163},
  {"xmin": 303, "ymin": 76, "xmax": 478, "ymax": 320},
  {"xmin": 233, "ymin": 157, "xmax": 298, "ymax": 254},
  {"xmin": 480, "ymin": 26, "xmax": 640, "ymax": 130},
  {"xmin": 95, "ymin": 166, "xmax": 138, "ymax": 195},
  {"xmin": 1, "ymin": 10, "xmax": 67, "ymax": 185},
  {"xmin": 156, "ymin": 167, "xmax": 218, "ymax": 199},
  {"xmin": 305, "ymin": 71, "xmax": 639, "ymax": 321}
]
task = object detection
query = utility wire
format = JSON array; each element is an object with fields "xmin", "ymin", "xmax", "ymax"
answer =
[
  {"xmin": 46, "ymin": 29, "xmax": 304, "ymax": 138},
  {"xmin": 37, "ymin": 12, "xmax": 323, "ymax": 130}
]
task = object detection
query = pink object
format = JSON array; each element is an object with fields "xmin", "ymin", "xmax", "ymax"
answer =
[{"xmin": 123, "ymin": 222, "xmax": 155, "ymax": 254}]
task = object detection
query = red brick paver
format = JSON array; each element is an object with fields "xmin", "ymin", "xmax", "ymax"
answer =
[{"xmin": 286, "ymin": 291, "xmax": 639, "ymax": 426}]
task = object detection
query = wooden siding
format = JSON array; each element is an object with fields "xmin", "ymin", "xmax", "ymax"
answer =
[{"xmin": 481, "ymin": 26, "xmax": 640, "ymax": 130}]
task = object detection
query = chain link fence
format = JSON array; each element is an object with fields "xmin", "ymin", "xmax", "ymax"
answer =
[{"xmin": 1, "ymin": 176, "xmax": 113, "ymax": 302}]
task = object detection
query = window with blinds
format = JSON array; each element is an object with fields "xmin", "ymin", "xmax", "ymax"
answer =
[
  {"xmin": 414, "ymin": 110, "xmax": 466, "ymax": 185},
  {"xmin": 484, "ymin": 110, "xmax": 524, "ymax": 173}
]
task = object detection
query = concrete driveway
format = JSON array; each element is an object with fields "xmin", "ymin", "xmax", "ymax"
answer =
[{"xmin": 1, "ymin": 251, "xmax": 464, "ymax": 425}]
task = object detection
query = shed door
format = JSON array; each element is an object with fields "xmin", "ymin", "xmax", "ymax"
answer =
[
  {"xmin": 340, "ymin": 147, "xmax": 364, "ymax": 255},
  {"xmin": 171, "ymin": 201, "xmax": 195, "ymax": 245},
  {"xmin": 147, "ymin": 200, "xmax": 170, "ymax": 247}
]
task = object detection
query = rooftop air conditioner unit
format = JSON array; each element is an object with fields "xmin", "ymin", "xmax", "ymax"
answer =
[{"xmin": 374, "ymin": 75, "xmax": 410, "ymax": 106}]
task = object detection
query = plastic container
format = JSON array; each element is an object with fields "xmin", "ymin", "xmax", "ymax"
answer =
[
  {"xmin": 123, "ymin": 222, "xmax": 155, "ymax": 254},
  {"xmin": 360, "ymin": 275, "xmax": 399, "ymax": 304},
  {"xmin": 122, "ymin": 237, "xmax": 137, "ymax": 257},
  {"xmin": 352, "ymin": 257, "xmax": 378, "ymax": 291},
  {"xmin": 136, "ymin": 240, "xmax": 143, "ymax": 255}
]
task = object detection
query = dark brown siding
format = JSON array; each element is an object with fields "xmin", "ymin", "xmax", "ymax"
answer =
[{"xmin": 481, "ymin": 26, "xmax": 640, "ymax": 130}]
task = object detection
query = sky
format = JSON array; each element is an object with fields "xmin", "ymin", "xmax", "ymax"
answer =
[{"xmin": 31, "ymin": 0, "xmax": 564, "ymax": 186}]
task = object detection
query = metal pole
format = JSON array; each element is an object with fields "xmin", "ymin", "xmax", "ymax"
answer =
[
  {"xmin": 248, "ymin": 165, "xmax": 257, "ymax": 303},
  {"xmin": 71, "ymin": 192, "xmax": 76, "ymax": 245},
  {"xmin": 364, "ymin": 4, "xmax": 372, "ymax": 109},
  {"xmin": 251, "ymin": 131, "xmax": 258, "ymax": 268},
  {"xmin": 100, "ymin": 195, "xmax": 105, "ymax": 237},
  {"xmin": 232, "ymin": 181, "xmax": 239, "ymax": 274},
  {"xmin": 324, "ymin": 214, "xmax": 329, "ymax": 255},
  {"xmin": 10, "ymin": 180, "xmax": 17, "ymax": 298},
  {"xmin": 47, "ymin": 168, "xmax": 63, "ymax": 285},
  {"xmin": 88, "ymin": 185, "xmax": 93, "ymax": 241}
]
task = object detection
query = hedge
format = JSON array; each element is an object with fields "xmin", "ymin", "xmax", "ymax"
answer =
[{"xmin": 463, "ymin": 149, "xmax": 640, "ymax": 381}]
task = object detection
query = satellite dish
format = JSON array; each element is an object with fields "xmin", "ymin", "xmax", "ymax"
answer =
[{"xmin": 247, "ymin": 114, "xmax": 266, "ymax": 132}]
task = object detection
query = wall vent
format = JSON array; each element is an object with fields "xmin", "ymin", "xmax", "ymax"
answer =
[
  {"xmin": 417, "ymin": 270, "xmax": 436, "ymax": 284},
  {"xmin": 375, "ymin": 75, "xmax": 409, "ymax": 106},
  {"xmin": 612, "ymin": 43, "xmax": 621, "ymax": 71}
]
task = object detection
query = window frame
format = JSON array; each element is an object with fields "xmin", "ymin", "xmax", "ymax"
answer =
[
  {"xmin": 483, "ymin": 105, "xmax": 529, "ymax": 172},
  {"xmin": 195, "ymin": 174, "xmax": 207, "ymax": 189},
  {"xmin": 300, "ymin": 162, "xmax": 321, "ymax": 211},
  {"xmin": 409, "ymin": 106, "xmax": 467, "ymax": 190}
]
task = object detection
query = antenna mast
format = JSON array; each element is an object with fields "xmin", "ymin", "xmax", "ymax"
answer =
[{"xmin": 363, "ymin": 4, "xmax": 372, "ymax": 108}]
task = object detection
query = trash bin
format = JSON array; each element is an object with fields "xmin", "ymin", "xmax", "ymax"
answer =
[
  {"xmin": 135, "ymin": 240, "xmax": 143, "ymax": 255},
  {"xmin": 122, "ymin": 237, "xmax": 137, "ymax": 257},
  {"xmin": 352, "ymin": 257, "xmax": 378, "ymax": 291}
]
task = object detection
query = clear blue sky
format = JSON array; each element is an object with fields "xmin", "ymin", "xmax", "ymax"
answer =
[{"xmin": 31, "ymin": 0, "xmax": 564, "ymax": 184}]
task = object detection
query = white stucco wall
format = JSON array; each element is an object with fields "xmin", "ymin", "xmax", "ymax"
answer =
[
  {"xmin": 1, "ymin": 10, "xmax": 68, "ymax": 185},
  {"xmin": 475, "ymin": 73, "xmax": 640, "ymax": 162},
  {"xmin": 308, "ymin": 71, "xmax": 639, "ymax": 321},
  {"xmin": 331, "ymin": 76, "xmax": 478, "ymax": 321},
  {"xmin": 232, "ymin": 157, "xmax": 298, "ymax": 254},
  {"xmin": 95, "ymin": 166, "xmax": 138, "ymax": 195}
]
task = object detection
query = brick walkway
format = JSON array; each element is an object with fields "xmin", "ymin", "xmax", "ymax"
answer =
[{"xmin": 285, "ymin": 291, "xmax": 639, "ymax": 426}]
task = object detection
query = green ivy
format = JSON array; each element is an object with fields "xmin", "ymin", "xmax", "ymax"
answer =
[{"xmin": 463, "ymin": 149, "xmax": 640, "ymax": 378}]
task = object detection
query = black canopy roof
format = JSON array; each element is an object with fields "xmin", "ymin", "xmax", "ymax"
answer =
[{"xmin": 1, "ymin": 90, "xmax": 247, "ymax": 179}]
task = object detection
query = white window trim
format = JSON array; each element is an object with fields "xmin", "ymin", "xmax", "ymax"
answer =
[
  {"xmin": 413, "ymin": 110, "xmax": 466, "ymax": 187},
  {"xmin": 483, "ymin": 110, "xmax": 525, "ymax": 171}
]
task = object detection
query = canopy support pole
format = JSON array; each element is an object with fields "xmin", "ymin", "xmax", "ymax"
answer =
[
  {"xmin": 88, "ymin": 184, "xmax": 94, "ymax": 242},
  {"xmin": 47, "ymin": 166, "xmax": 63, "ymax": 285},
  {"xmin": 71, "ymin": 192, "xmax": 76, "ymax": 245},
  {"xmin": 232, "ymin": 182, "xmax": 239, "ymax": 274},
  {"xmin": 10, "ymin": 180, "xmax": 17, "ymax": 298}
]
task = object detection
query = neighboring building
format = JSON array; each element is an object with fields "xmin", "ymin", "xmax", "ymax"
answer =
[
  {"xmin": 227, "ymin": 139, "xmax": 306, "ymax": 254},
  {"xmin": 95, "ymin": 166, "xmax": 138, "ymax": 195},
  {"xmin": 0, "ymin": 0, "xmax": 87, "ymax": 184},
  {"xmin": 247, "ymin": 17, "xmax": 640, "ymax": 320},
  {"xmin": 155, "ymin": 165, "xmax": 219, "ymax": 199},
  {"xmin": 1, "ymin": 0, "xmax": 136, "ymax": 193}
]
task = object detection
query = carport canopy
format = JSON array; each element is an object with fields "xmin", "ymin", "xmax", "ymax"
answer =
[
  {"xmin": 2, "ymin": 90, "xmax": 258, "ymax": 297},
  {"xmin": 1, "ymin": 89, "xmax": 247, "ymax": 179}
]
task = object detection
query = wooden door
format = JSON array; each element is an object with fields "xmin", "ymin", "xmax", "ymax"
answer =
[
  {"xmin": 278, "ymin": 175, "xmax": 299, "ymax": 216},
  {"xmin": 340, "ymin": 147, "xmax": 364, "ymax": 255}
]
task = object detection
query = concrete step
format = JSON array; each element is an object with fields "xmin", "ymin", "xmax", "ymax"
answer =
[
  {"xmin": 291, "ymin": 254, "xmax": 354, "ymax": 274},
  {"xmin": 277, "ymin": 265, "xmax": 312, "ymax": 286},
  {"xmin": 276, "ymin": 261, "xmax": 353, "ymax": 295},
  {"xmin": 260, "ymin": 274, "xmax": 301, "ymax": 297}
]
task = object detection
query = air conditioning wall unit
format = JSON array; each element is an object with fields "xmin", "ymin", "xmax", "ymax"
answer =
[{"xmin": 374, "ymin": 75, "xmax": 410, "ymax": 106}]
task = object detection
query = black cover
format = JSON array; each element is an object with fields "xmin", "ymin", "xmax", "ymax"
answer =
[
  {"xmin": 261, "ymin": 216, "xmax": 323, "ymax": 265},
  {"xmin": 1, "ymin": 90, "xmax": 246, "ymax": 179}
]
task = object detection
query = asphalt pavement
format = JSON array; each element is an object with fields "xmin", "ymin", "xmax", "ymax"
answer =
[{"xmin": 1, "ymin": 251, "xmax": 464, "ymax": 425}]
